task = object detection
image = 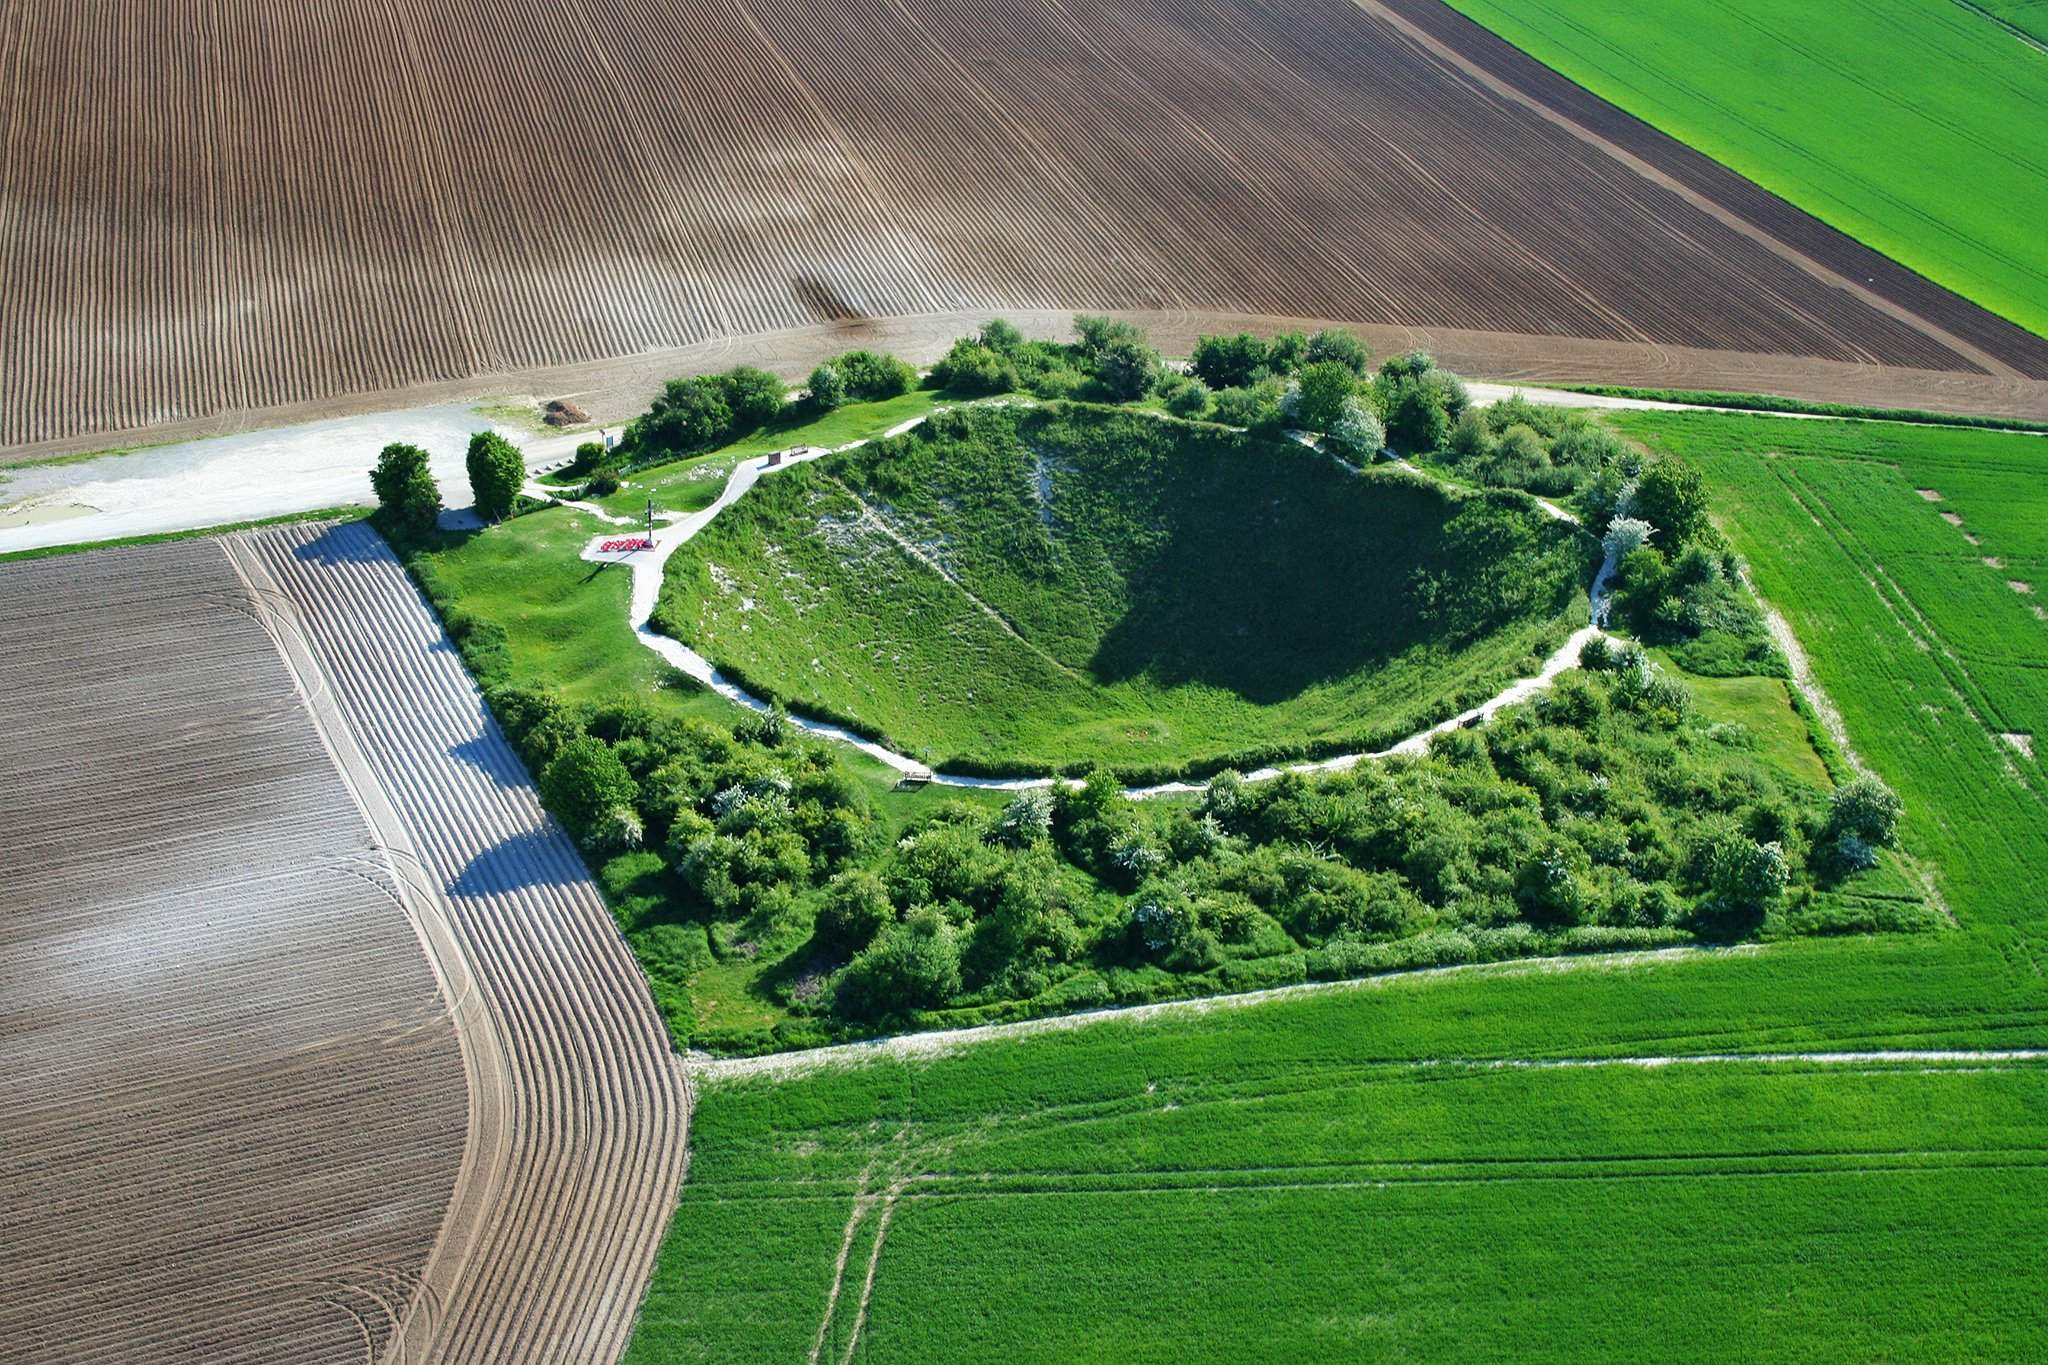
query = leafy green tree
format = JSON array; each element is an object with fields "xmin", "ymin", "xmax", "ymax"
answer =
[
  {"xmin": 1384, "ymin": 380, "xmax": 1451, "ymax": 453},
  {"xmin": 1829, "ymin": 776, "xmax": 1902, "ymax": 846},
  {"xmin": 1265, "ymin": 330, "xmax": 1308, "ymax": 373},
  {"xmin": 634, "ymin": 377, "xmax": 732, "ymax": 458},
  {"xmin": 807, "ymin": 363, "xmax": 847, "ymax": 412},
  {"xmin": 1072, "ymin": 314, "xmax": 1147, "ymax": 356},
  {"xmin": 370, "ymin": 442, "xmax": 441, "ymax": 533},
  {"xmin": 1292, "ymin": 360, "xmax": 1359, "ymax": 432},
  {"xmin": 465, "ymin": 431, "xmax": 524, "ymax": 522},
  {"xmin": 836, "ymin": 907, "xmax": 962, "ymax": 1018},
  {"xmin": 931, "ymin": 338, "xmax": 1018, "ymax": 395},
  {"xmin": 1210, "ymin": 381, "xmax": 1286, "ymax": 429},
  {"xmin": 1161, "ymin": 375, "xmax": 1211, "ymax": 418},
  {"xmin": 836, "ymin": 350, "xmax": 916, "ymax": 400},
  {"xmin": 1326, "ymin": 398, "xmax": 1384, "ymax": 460},
  {"xmin": 541, "ymin": 736, "xmax": 640, "ymax": 847},
  {"xmin": 1632, "ymin": 458, "xmax": 1711, "ymax": 546},
  {"xmin": 1516, "ymin": 836, "xmax": 1591, "ymax": 925},
  {"xmin": 719, "ymin": 366, "xmax": 786, "ymax": 431},
  {"xmin": 815, "ymin": 868, "xmax": 894, "ymax": 953},
  {"xmin": 1304, "ymin": 328, "xmax": 1371, "ymax": 374},
  {"xmin": 1190, "ymin": 332, "xmax": 1270, "ymax": 389},
  {"xmin": 978, "ymin": 318, "xmax": 1025, "ymax": 354},
  {"xmin": 1091, "ymin": 335, "xmax": 1162, "ymax": 402}
]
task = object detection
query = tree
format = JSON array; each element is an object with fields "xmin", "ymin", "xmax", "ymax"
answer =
[
  {"xmin": 1162, "ymin": 375, "xmax": 1212, "ymax": 419},
  {"xmin": 990, "ymin": 788, "xmax": 1054, "ymax": 848},
  {"xmin": 1190, "ymin": 332, "xmax": 1270, "ymax": 389},
  {"xmin": 1265, "ymin": 330, "xmax": 1308, "ymax": 373},
  {"xmin": 719, "ymin": 366, "xmax": 786, "ymax": 431},
  {"xmin": 1326, "ymin": 397, "xmax": 1384, "ymax": 460},
  {"xmin": 1304, "ymin": 328, "xmax": 1371, "ymax": 374},
  {"xmin": 1705, "ymin": 833, "xmax": 1788, "ymax": 928},
  {"xmin": 815, "ymin": 868, "xmax": 894, "ymax": 953},
  {"xmin": 1384, "ymin": 380, "xmax": 1451, "ymax": 453},
  {"xmin": 978, "ymin": 318, "xmax": 1025, "ymax": 355},
  {"xmin": 1829, "ymin": 776, "xmax": 1902, "ymax": 847},
  {"xmin": 931, "ymin": 338, "xmax": 1018, "ymax": 395},
  {"xmin": 1211, "ymin": 383, "xmax": 1284, "ymax": 429},
  {"xmin": 835, "ymin": 907, "xmax": 962, "ymax": 1018},
  {"xmin": 835, "ymin": 350, "xmax": 916, "ymax": 400},
  {"xmin": 464, "ymin": 431, "xmax": 524, "ymax": 522},
  {"xmin": 807, "ymin": 362, "xmax": 847, "ymax": 412},
  {"xmin": 370, "ymin": 442, "xmax": 441, "ymax": 533},
  {"xmin": 1073, "ymin": 314, "xmax": 1146, "ymax": 356},
  {"xmin": 1632, "ymin": 458, "xmax": 1711, "ymax": 546},
  {"xmin": 1091, "ymin": 335, "xmax": 1161, "ymax": 401},
  {"xmin": 635, "ymin": 377, "xmax": 732, "ymax": 458},
  {"xmin": 1603, "ymin": 516, "xmax": 1654, "ymax": 564},
  {"xmin": 540, "ymin": 736, "xmax": 640, "ymax": 847},
  {"xmin": 1293, "ymin": 360, "xmax": 1359, "ymax": 432}
]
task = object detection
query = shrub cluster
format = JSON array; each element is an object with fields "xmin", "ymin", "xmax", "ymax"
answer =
[{"xmin": 621, "ymin": 365, "xmax": 787, "ymax": 465}]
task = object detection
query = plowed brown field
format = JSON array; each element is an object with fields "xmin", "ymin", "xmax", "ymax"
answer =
[
  {"xmin": 6, "ymin": 0, "xmax": 2046, "ymax": 454},
  {"xmin": 0, "ymin": 524, "xmax": 689, "ymax": 1362}
]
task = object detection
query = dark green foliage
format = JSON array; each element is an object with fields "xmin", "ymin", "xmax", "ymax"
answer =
[
  {"xmin": 931, "ymin": 338, "xmax": 1019, "ymax": 395},
  {"xmin": 1291, "ymin": 360, "xmax": 1360, "ymax": 432},
  {"xmin": 834, "ymin": 349, "xmax": 918, "ymax": 401},
  {"xmin": 978, "ymin": 318, "xmax": 1026, "ymax": 354},
  {"xmin": 720, "ymin": 366, "xmax": 786, "ymax": 431},
  {"xmin": 814, "ymin": 868, "xmax": 895, "ymax": 953},
  {"xmin": 1160, "ymin": 374, "xmax": 1211, "ymax": 419},
  {"xmin": 1210, "ymin": 380, "xmax": 1286, "ymax": 430},
  {"xmin": 568, "ymin": 440, "xmax": 607, "ymax": 477},
  {"xmin": 836, "ymin": 907, "xmax": 962, "ymax": 1018},
  {"xmin": 370, "ymin": 441, "xmax": 441, "ymax": 532},
  {"xmin": 632, "ymin": 376, "xmax": 732, "ymax": 460},
  {"xmin": 1304, "ymin": 327, "xmax": 1371, "ymax": 375},
  {"xmin": 1385, "ymin": 378, "xmax": 1453, "ymax": 453},
  {"xmin": 1632, "ymin": 457, "xmax": 1712, "ymax": 545},
  {"xmin": 540, "ymin": 736, "xmax": 640, "ymax": 847},
  {"xmin": 807, "ymin": 362, "xmax": 848, "ymax": 412},
  {"xmin": 465, "ymin": 431, "xmax": 524, "ymax": 521},
  {"xmin": 1412, "ymin": 496, "xmax": 1581, "ymax": 642},
  {"xmin": 1190, "ymin": 332, "xmax": 1272, "ymax": 389}
]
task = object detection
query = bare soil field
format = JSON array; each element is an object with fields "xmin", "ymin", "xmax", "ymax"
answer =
[
  {"xmin": 0, "ymin": 541, "xmax": 467, "ymax": 1361},
  {"xmin": 0, "ymin": 524, "xmax": 690, "ymax": 1362},
  {"xmin": 6, "ymin": 0, "xmax": 2046, "ymax": 455}
]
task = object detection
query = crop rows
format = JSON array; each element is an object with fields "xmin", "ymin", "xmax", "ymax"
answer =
[
  {"xmin": 1, "ymin": 0, "xmax": 2026, "ymax": 450},
  {"xmin": 0, "ymin": 542, "xmax": 469, "ymax": 1363},
  {"xmin": 242, "ymin": 520, "xmax": 691, "ymax": 1362}
]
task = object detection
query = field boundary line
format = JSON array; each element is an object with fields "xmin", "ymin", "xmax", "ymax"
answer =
[
  {"xmin": 221, "ymin": 534, "xmax": 515, "ymax": 1365},
  {"xmin": 693, "ymin": 945, "xmax": 1752, "ymax": 1078}
]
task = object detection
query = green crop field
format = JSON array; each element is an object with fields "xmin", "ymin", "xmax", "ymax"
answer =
[
  {"xmin": 623, "ymin": 408, "xmax": 2048, "ymax": 1359},
  {"xmin": 654, "ymin": 404, "xmax": 1586, "ymax": 779},
  {"xmin": 1443, "ymin": 0, "xmax": 2048, "ymax": 337}
]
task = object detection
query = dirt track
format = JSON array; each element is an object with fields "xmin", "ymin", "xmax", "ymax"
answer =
[
  {"xmin": 0, "ymin": 527, "xmax": 690, "ymax": 1362},
  {"xmin": 7, "ymin": 0, "xmax": 2046, "ymax": 455}
]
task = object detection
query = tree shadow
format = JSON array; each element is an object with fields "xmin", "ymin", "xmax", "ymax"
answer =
[
  {"xmin": 449, "ymin": 730, "xmax": 525, "ymax": 789},
  {"xmin": 449, "ymin": 829, "xmax": 592, "ymax": 898}
]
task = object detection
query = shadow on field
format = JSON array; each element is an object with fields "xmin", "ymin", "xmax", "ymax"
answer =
[
  {"xmin": 450, "ymin": 829, "xmax": 591, "ymax": 897},
  {"xmin": 450, "ymin": 730, "xmax": 525, "ymax": 788}
]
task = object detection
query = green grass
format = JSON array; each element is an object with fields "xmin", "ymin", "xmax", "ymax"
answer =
[
  {"xmin": 1652, "ymin": 649, "xmax": 1830, "ymax": 789},
  {"xmin": 1553, "ymin": 384, "xmax": 2048, "ymax": 434},
  {"xmin": 0, "ymin": 505, "xmax": 371, "ymax": 562},
  {"xmin": 1444, "ymin": 0, "xmax": 2048, "ymax": 337},
  {"xmin": 624, "ymin": 406, "xmax": 2048, "ymax": 1359},
  {"xmin": 655, "ymin": 404, "xmax": 1587, "ymax": 779},
  {"xmin": 1978, "ymin": 0, "xmax": 2048, "ymax": 44}
]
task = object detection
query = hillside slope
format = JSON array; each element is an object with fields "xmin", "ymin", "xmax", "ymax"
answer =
[{"xmin": 655, "ymin": 405, "xmax": 1585, "ymax": 778}]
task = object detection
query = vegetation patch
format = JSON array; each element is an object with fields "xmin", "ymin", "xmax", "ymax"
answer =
[{"xmin": 654, "ymin": 402, "xmax": 1586, "ymax": 779}]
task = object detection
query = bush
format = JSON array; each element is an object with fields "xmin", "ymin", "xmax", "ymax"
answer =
[
  {"xmin": 1091, "ymin": 336, "xmax": 1162, "ymax": 401},
  {"xmin": 568, "ymin": 440, "xmax": 608, "ymax": 477},
  {"xmin": 541, "ymin": 737, "xmax": 640, "ymax": 847},
  {"xmin": 836, "ymin": 349, "xmax": 917, "ymax": 401},
  {"xmin": 1162, "ymin": 375, "xmax": 1212, "ymax": 419},
  {"xmin": 807, "ymin": 363, "xmax": 848, "ymax": 412},
  {"xmin": 1829, "ymin": 776, "xmax": 1902, "ymax": 846},
  {"xmin": 1292, "ymin": 361, "xmax": 1359, "ymax": 433},
  {"xmin": 1210, "ymin": 380, "xmax": 1286, "ymax": 430},
  {"xmin": 1190, "ymin": 332, "xmax": 1272, "ymax": 389},
  {"xmin": 1633, "ymin": 457, "xmax": 1711, "ymax": 546},
  {"xmin": 464, "ymin": 431, "xmax": 524, "ymax": 521},
  {"xmin": 371, "ymin": 442, "xmax": 442, "ymax": 533},
  {"xmin": 582, "ymin": 468, "xmax": 621, "ymax": 498},
  {"xmin": 978, "ymin": 319, "xmax": 1025, "ymax": 354},
  {"xmin": 720, "ymin": 366, "xmax": 786, "ymax": 430},
  {"xmin": 816, "ymin": 868, "xmax": 894, "ymax": 953},
  {"xmin": 931, "ymin": 338, "xmax": 1018, "ymax": 395},
  {"xmin": 1326, "ymin": 398, "xmax": 1384, "ymax": 461},
  {"xmin": 1304, "ymin": 328, "xmax": 1371, "ymax": 375},
  {"xmin": 1384, "ymin": 379, "xmax": 1451, "ymax": 453},
  {"xmin": 836, "ymin": 907, "xmax": 962, "ymax": 1018}
]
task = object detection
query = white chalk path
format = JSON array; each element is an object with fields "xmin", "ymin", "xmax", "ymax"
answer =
[{"xmin": 581, "ymin": 412, "xmax": 1616, "ymax": 798}]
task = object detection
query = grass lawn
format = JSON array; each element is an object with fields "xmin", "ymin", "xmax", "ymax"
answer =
[{"xmin": 1444, "ymin": 0, "xmax": 2048, "ymax": 337}]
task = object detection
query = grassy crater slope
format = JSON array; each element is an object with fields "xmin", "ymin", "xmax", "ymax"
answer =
[
  {"xmin": 1444, "ymin": 0, "xmax": 2048, "ymax": 339},
  {"xmin": 654, "ymin": 404, "xmax": 1584, "ymax": 780}
]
